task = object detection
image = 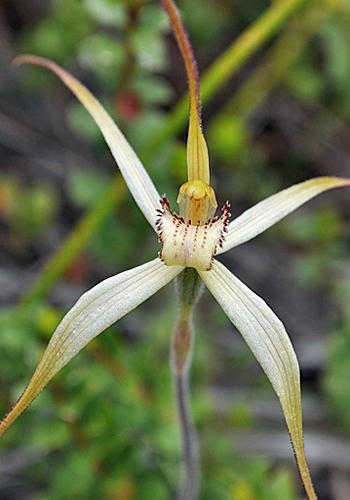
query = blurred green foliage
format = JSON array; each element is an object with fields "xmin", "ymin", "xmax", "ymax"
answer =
[
  {"xmin": 324, "ymin": 280, "xmax": 350, "ymax": 434},
  {"xmin": 324, "ymin": 313, "xmax": 350, "ymax": 434},
  {"xmin": 0, "ymin": 298, "xmax": 301, "ymax": 499},
  {"xmin": 2, "ymin": 0, "xmax": 350, "ymax": 498},
  {"xmin": 0, "ymin": 176, "xmax": 59, "ymax": 259}
]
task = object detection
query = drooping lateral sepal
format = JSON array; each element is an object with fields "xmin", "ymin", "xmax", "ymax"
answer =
[
  {"xmin": 0, "ymin": 258, "xmax": 183, "ymax": 436},
  {"xmin": 199, "ymin": 260, "xmax": 317, "ymax": 500}
]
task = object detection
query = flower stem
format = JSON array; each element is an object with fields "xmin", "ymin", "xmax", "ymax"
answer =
[
  {"xmin": 171, "ymin": 269, "xmax": 202, "ymax": 500},
  {"xmin": 173, "ymin": 370, "xmax": 199, "ymax": 500}
]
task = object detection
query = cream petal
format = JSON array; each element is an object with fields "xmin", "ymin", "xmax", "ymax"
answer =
[
  {"xmin": 0, "ymin": 258, "xmax": 183, "ymax": 435},
  {"xmin": 14, "ymin": 55, "xmax": 161, "ymax": 228},
  {"xmin": 199, "ymin": 260, "xmax": 316, "ymax": 499},
  {"xmin": 219, "ymin": 176, "xmax": 350, "ymax": 254}
]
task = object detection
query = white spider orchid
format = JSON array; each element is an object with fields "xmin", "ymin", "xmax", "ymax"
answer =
[{"xmin": 1, "ymin": 1, "xmax": 349, "ymax": 499}]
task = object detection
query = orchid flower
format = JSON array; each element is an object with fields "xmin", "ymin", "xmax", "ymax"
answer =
[{"xmin": 1, "ymin": 1, "xmax": 350, "ymax": 499}]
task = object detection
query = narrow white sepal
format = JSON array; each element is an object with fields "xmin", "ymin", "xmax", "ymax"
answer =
[
  {"xmin": 219, "ymin": 177, "xmax": 350, "ymax": 254},
  {"xmin": 63, "ymin": 75, "xmax": 162, "ymax": 227},
  {"xmin": 30, "ymin": 258, "xmax": 183, "ymax": 393},
  {"xmin": 199, "ymin": 260, "xmax": 315, "ymax": 497},
  {"xmin": 0, "ymin": 258, "xmax": 183, "ymax": 433},
  {"xmin": 199, "ymin": 260, "xmax": 299, "ymax": 401},
  {"xmin": 17, "ymin": 57, "xmax": 161, "ymax": 228}
]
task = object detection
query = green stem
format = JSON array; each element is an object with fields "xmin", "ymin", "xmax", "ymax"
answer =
[
  {"xmin": 173, "ymin": 370, "xmax": 199, "ymax": 500},
  {"xmin": 171, "ymin": 269, "xmax": 202, "ymax": 500}
]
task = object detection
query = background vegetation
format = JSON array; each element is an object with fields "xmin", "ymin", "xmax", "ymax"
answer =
[{"xmin": 1, "ymin": 0, "xmax": 350, "ymax": 498}]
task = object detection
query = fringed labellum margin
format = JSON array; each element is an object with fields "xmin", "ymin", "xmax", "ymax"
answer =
[{"xmin": 156, "ymin": 196, "xmax": 230, "ymax": 271}]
